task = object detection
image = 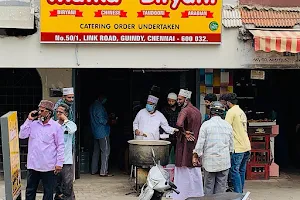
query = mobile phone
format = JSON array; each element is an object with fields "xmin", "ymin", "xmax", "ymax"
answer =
[{"xmin": 31, "ymin": 111, "xmax": 39, "ymax": 118}]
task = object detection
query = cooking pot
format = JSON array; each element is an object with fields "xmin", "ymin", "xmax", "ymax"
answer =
[{"xmin": 128, "ymin": 140, "xmax": 171, "ymax": 167}]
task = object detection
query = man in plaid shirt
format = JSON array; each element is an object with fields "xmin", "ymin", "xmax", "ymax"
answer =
[{"xmin": 193, "ymin": 101, "xmax": 233, "ymax": 195}]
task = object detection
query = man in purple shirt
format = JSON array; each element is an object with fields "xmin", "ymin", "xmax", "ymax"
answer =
[{"xmin": 19, "ymin": 100, "xmax": 64, "ymax": 200}]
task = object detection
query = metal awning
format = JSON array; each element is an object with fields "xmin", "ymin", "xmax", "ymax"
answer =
[{"xmin": 250, "ymin": 30, "xmax": 300, "ymax": 53}]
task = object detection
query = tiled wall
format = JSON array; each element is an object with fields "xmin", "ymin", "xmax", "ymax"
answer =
[{"xmin": 199, "ymin": 69, "xmax": 234, "ymax": 118}]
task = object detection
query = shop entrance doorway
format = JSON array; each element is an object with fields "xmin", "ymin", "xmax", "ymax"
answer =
[
  {"xmin": 233, "ymin": 69, "xmax": 300, "ymax": 170},
  {"xmin": 74, "ymin": 69, "xmax": 197, "ymax": 178}
]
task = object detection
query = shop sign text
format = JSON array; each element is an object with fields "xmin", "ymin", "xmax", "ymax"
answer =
[{"xmin": 40, "ymin": 0, "xmax": 222, "ymax": 43}]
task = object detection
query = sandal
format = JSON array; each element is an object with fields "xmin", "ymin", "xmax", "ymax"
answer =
[
  {"xmin": 54, "ymin": 194, "xmax": 64, "ymax": 200},
  {"xmin": 99, "ymin": 174, "xmax": 114, "ymax": 177}
]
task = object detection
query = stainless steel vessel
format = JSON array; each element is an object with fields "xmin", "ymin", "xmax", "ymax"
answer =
[{"xmin": 128, "ymin": 140, "xmax": 171, "ymax": 167}]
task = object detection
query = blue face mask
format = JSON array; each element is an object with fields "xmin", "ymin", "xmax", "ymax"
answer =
[{"xmin": 146, "ymin": 104, "xmax": 155, "ymax": 112}]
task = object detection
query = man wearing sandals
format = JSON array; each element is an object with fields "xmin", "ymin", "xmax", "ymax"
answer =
[{"xmin": 90, "ymin": 94, "xmax": 113, "ymax": 177}]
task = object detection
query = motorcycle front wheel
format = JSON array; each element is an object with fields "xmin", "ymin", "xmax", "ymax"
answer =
[{"xmin": 150, "ymin": 191, "xmax": 164, "ymax": 200}]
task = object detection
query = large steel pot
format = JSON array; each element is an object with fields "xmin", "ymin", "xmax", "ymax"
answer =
[{"xmin": 128, "ymin": 140, "xmax": 171, "ymax": 167}]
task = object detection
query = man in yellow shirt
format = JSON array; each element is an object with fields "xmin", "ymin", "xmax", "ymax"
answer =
[{"xmin": 225, "ymin": 93, "xmax": 251, "ymax": 193}]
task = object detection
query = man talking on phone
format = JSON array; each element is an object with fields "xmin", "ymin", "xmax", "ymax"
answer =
[{"xmin": 19, "ymin": 100, "xmax": 64, "ymax": 200}]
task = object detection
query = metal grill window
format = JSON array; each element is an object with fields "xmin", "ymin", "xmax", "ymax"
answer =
[{"xmin": 0, "ymin": 69, "xmax": 42, "ymax": 179}]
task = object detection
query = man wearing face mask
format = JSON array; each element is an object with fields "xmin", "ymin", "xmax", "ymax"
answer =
[
  {"xmin": 133, "ymin": 95, "xmax": 178, "ymax": 140},
  {"xmin": 90, "ymin": 94, "xmax": 113, "ymax": 177},
  {"xmin": 161, "ymin": 93, "xmax": 180, "ymax": 150},
  {"xmin": 203, "ymin": 93, "xmax": 218, "ymax": 122},
  {"xmin": 19, "ymin": 100, "xmax": 64, "ymax": 200},
  {"xmin": 173, "ymin": 89, "xmax": 204, "ymax": 200}
]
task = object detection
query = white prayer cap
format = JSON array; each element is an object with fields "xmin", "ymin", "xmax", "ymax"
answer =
[
  {"xmin": 167, "ymin": 93, "xmax": 177, "ymax": 100},
  {"xmin": 147, "ymin": 95, "xmax": 159, "ymax": 104},
  {"xmin": 179, "ymin": 89, "xmax": 192, "ymax": 99},
  {"xmin": 63, "ymin": 87, "xmax": 74, "ymax": 95}
]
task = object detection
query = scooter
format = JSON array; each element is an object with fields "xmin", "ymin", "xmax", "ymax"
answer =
[{"xmin": 138, "ymin": 150, "xmax": 180, "ymax": 200}]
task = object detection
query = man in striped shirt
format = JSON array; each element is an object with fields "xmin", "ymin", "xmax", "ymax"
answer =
[{"xmin": 193, "ymin": 101, "xmax": 233, "ymax": 195}]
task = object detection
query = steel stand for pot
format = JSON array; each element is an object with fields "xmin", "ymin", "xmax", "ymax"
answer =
[{"xmin": 126, "ymin": 165, "xmax": 151, "ymax": 196}]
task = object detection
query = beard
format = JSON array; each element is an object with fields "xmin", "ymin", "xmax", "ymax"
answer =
[
  {"xmin": 169, "ymin": 103, "xmax": 176, "ymax": 108},
  {"xmin": 65, "ymin": 100, "xmax": 73, "ymax": 105}
]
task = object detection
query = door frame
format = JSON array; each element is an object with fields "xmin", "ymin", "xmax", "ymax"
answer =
[{"xmin": 73, "ymin": 69, "xmax": 80, "ymax": 179}]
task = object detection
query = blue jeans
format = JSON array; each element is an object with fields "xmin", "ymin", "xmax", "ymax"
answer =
[{"xmin": 230, "ymin": 151, "xmax": 250, "ymax": 193}]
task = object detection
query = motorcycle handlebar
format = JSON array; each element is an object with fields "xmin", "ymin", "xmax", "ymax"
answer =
[
  {"xmin": 169, "ymin": 182, "xmax": 177, "ymax": 189},
  {"xmin": 172, "ymin": 188, "xmax": 180, "ymax": 194}
]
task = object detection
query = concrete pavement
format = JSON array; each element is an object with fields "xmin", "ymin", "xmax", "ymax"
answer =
[{"xmin": 0, "ymin": 172, "xmax": 300, "ymax": 200}]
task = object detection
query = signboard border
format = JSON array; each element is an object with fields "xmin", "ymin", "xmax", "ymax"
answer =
[
  {"xmin": 40, "ymin": 0, "xmax": 223, "ymax": 44},
  {"xmin": 1, "ymin": 111, "xmax": 22, "ymax": 200}
]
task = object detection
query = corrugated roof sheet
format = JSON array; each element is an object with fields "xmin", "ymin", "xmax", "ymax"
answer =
[
  {"xmin": 222, "ymin": 5, "xmax": 243, "ymax": 28},
  {"xmin": 241, "ymin": 6, "xmax": 300, "ymax": 28}
]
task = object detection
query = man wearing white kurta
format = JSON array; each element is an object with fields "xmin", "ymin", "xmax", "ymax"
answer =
[{"xmin": 133, "ymin": 95, "xmax": 178, "ymax": 140}]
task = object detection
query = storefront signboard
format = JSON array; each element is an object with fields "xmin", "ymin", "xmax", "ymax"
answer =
[
  {"xmin": 249, "ymin": 51, "xmax": 297, "ymax": 65},
  {"xmin": 250, "ymin": 70, "xmax": 265, "ymax": 80},
  {"xmin": 0, "ymin": 111, "xmax": 22, "ymax": 200},
  {"xmin": 40, "ymin": 0, "xmax": 222, "ymax": 44}
]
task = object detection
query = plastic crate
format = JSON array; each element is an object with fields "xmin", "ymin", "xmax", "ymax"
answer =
[
  {"xmin": 163, "ymin": 164, "xmax": 175, "ymax": 182},
  {"xmin": 249, "ymin": 134, "xmax": 270, "ymax": 150},
  {"xmin": 246, "ymin": 164, "xmax": 269, "ymax": 180},
  {"xmin": 249, "ymin": 150, "xmax": 270, "ymax": 164}
]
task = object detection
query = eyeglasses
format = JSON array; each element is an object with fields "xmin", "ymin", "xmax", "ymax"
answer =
[{"xmin": 66, "ymin": 97, "xmax": 74, "ymax": 99}]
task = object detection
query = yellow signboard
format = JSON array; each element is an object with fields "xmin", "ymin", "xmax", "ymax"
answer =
[
  {"xmin": 7, "ymin": 112, "xmax": 22, "ymax": 200},
  {"xmin": 40, "ymin": 0, "xmax": 222, "ymax": 43}
]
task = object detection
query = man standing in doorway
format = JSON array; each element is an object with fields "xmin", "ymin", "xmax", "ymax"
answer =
[
  {"xmin": 19, "ymin": 100, "xmax": 64, "ymax": 200},
  {"xmin": 90, "ymin": 94, "xmax": 113, "ymax": 177},
  {"xmin": 173, "ymin": 89, "xmax": 204, "ymax": 200},
  {"xmin": 225, "ymin": 93, "xmax": 251, "ymax": 193},
  {"xmin": 161, "ymin": 93, "xmax": 180, "ymax": 150},
  {"xmin": 203, "ymin": 93, "xmax": 218, "ymax": 122},
  {"xmin": 55, "ymin": 104, "xmax": 77, "ymax": 200},
  {"xmin": 193, "ymin": 101, "xmax": 233, "ymax": 195}
]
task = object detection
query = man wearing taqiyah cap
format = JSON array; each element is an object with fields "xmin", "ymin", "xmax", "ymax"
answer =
[
  {"xmin": 53, "ymin": 88, "xmax": 75, "ymax": 149},
  {"xmin": 19, "ymin": 100, "xmax": 64, "ymax": 200},
  {"xmin": 161, "ymin": 92, "xmax": 180, "ymax": 150},
  {"xmin": 173, "ymin": 89, "xmax": 204, "ymax": 200},
  {"xmin": 133, "ymin": 95, "xmax": 179, "ymax": 140},
  {"xmin": 53, "ymin": 88, "xmax": 75, "ymax": 122}
]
